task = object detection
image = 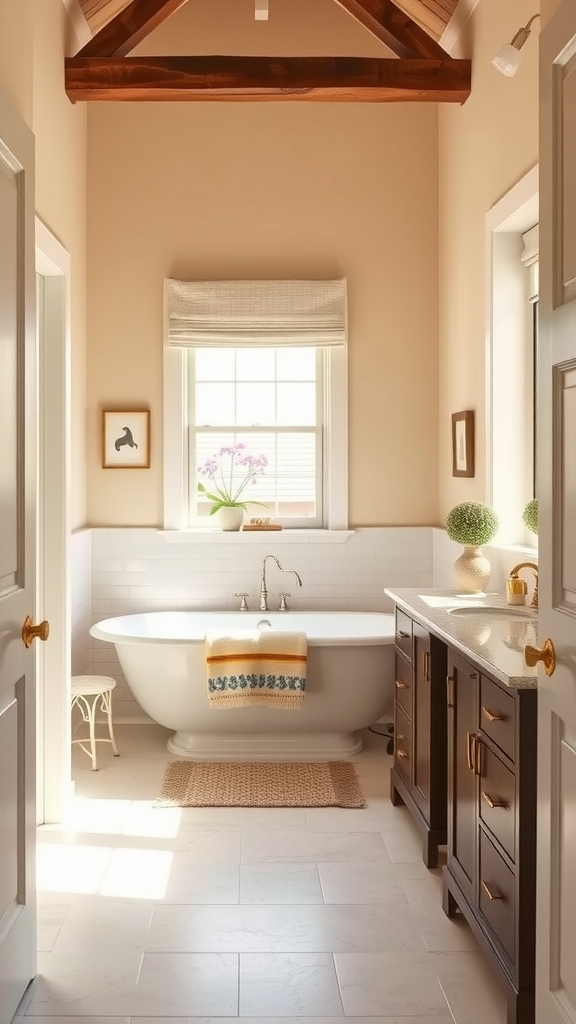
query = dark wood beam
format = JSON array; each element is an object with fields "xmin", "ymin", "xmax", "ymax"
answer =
[
  {"xmin": 77, "ymin": 0, "xmax": 190, "ymax": 58},
  {"xmin": 65, "ymin": 55, "xmax": 471, "ymax": 103},
  {"xmin": 333, "ymin": 0, "xmax": 448, "ymax": 59}
]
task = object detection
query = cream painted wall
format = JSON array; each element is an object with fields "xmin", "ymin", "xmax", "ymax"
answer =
[
  {"xmin": 86, "ymin": 0, "xmax": 440, "ymax": 528},
  {"xmin": 438, "ymin": 0, "xmax": 539, "ymax": 518},
  {"xmin": 0, "ymin": 0, "xmax": 88, "ymax": 528},
  {"xmin": 0, "ymin": 0, "xmax": 34, "ymax": 123},
  {"xmin": 541, "ymin": 0, "xmax": 562, "ymax": 24},
  {"xmin": 33, "ymin": 0, "xmax": 88, "ymax": 528}
]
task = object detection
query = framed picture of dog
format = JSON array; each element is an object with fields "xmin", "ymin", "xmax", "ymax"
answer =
[{"xmin": 102, "ymin": 409, "xmax": 150, "ymax": 468}]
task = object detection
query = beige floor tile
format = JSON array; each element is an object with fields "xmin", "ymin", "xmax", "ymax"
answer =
[
  {"xmin": 147, "ymin": 902, "xmax": 424, "ymax": 953},
  {"xmin": 26, "ymin": 951, "xmax": 239, "ymax": 1017},
  {"xmin": 177, "ymin": 807, "xmax": 311, "ymax": 831},
  {"xmin": 48, "ymin": 899, "xmax": 153, "ymax": 955},
  {"xmin": 239, "ymin": 863, "xmax": 323, "ymax": 904},
  {"xmin": 334, "ymin": 951, "xmax": 451, "ymax": 1017},
  {"xmin": 162, "ymin": 861, "xmax": 240, "ymax": 904},
  {"xmin": 435, "ymin": 951, "xmax": 508, "ymax": 1024},
  {"xmin": 240, "ymin": 828, "xmax": 386, "ymax": 863},
  {"xmin": 318, "ymin": 858, "xmax": 408, "ymax": 905},
  {"xmin": 127, "ymin": 1018, "xmax": 452, "ymax": 1024},
  {"xmin": 239, "ymin": 952, "xmax": 343, "ymax": 1016},
  {"xmin": 28, "ymin": 725, "xmax": 514, "ymax": 1024}
]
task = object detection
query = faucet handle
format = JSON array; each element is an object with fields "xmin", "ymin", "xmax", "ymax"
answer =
[
  {"xmin": 235, "ymin": 593, "xmax": 249, "ymax": 611},
  {"xmin": 278, "ymin": 593, "xmax": 291, "ymax": 611}
]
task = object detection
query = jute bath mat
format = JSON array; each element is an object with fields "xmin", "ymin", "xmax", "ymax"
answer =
[{"xmin": 155, "ymin": 760, "xmax": 366, "ymax": 809}]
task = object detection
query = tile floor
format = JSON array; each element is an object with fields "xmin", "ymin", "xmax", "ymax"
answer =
[{"xmin": 19, "ymin": 724, "xmax": 508, "ymax": 1023}]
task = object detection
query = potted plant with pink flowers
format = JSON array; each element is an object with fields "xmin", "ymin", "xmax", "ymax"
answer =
[{"xmin": 197, "ymin": 443, "xmax": 269, "ymax": 530}]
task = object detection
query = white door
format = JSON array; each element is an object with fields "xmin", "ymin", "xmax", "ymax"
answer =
[
  {"xmin": 536, "ymin": 2, "xmax": 576, "ymax": 1022},
  {"xmin": 0, "ymin": 88, "xmax": 40, "ymax": 1023}
]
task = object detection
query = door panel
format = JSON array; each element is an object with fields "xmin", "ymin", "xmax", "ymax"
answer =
[
  {"xmin": 0, "ymin": 696, "xmax": 19, "ymax": 918},
  {"xmin": 0, "ymin": 158, "xmax": 18, "ymax": 588},
  {"xmin": 0, "ymin": 85, "xmax": 37, "ymax": 1024},
  {"xmin": 537, "ymin": 3, "xmax": 576, "ymax": 1021}
]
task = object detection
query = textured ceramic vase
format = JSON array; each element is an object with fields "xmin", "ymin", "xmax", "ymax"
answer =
[
  {"xmin": 453, "ymin": 545, "xmax": 491, "ymax": 593},
  {"xmin": 216, "ymin": 505, "xmax": 245, "ymax": 531}
]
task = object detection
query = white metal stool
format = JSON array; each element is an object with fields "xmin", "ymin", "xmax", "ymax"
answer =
[{"xmin": 71, "ymin": 675, "xmax": 120, "ymax": 771}]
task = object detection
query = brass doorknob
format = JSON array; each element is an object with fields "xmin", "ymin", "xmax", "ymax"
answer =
[
  {"xmin": 525, "ymin": 637, "xmax": 556, "ymax": 676},
  {"xmin": 22, "ymin": 615, "xmax": 50, "ymax": 649}
]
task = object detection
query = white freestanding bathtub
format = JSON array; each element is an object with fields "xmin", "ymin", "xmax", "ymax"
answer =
[{"xmin": 90, "ymin": 610, "xmax": 396, "ymax": 760}]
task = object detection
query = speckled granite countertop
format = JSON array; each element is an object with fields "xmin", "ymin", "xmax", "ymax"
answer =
[{"xmin": 384, "ymin": 588, "xmax": 538, "ymax": 689}]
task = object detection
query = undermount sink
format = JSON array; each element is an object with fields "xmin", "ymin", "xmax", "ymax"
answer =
[{"xmin": 447, "ymin": 605, "xmax": 537, "ymax": 620}]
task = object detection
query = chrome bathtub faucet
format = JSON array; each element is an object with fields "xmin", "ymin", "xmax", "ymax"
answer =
[{"xmin": 259, "ymin": 554, "xmax": 303, "ymax": 612}]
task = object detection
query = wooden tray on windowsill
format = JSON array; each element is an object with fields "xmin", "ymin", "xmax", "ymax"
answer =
[{"xmin": 242, "ymin": 524, "xmax": 283, "ymax": 531}]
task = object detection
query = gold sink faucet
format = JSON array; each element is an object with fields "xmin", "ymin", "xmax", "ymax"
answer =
[{"xmin": 509, "ymin": 562, "xmax": 538, "ymax": 608}]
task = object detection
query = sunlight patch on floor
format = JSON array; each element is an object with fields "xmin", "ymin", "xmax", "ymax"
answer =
[
  {"xmin": 40, "ymin": 796, "xmax": 183, "ymax": 839},
  {"xmin": 37, "ymin": 842, "xmax": 173, "ymax": 900}
]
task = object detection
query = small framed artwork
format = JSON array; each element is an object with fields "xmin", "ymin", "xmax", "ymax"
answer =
[
  {"xmin": 102, "ymin": 409, "xmax": 150, "ymax": 469},
  {"xmin": 451, "ymin": 410, "xmax": 475, "ymax": 478}
]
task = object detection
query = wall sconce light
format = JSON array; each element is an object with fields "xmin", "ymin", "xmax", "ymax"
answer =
[
  {"xmin": 255, "ymin": 0, "xmax": 269, "ymax": 19},
  {"xmin": 492, "ymin": 14, "xmax": 540, "ymax": 77}
]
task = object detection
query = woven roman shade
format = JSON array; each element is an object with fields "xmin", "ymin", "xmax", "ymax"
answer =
[{"xmin": 164, "ymin": 277, "xmax": 347, "ymax": 347}]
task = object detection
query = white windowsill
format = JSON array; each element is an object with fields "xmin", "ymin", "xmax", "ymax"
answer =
[
  {"xmin": 158, "ymin": 529, "xmax": 355, "ymax": 544},
  {"xmin": 490, "ymin": 542, "xmax": 538, "ymax": 558}
]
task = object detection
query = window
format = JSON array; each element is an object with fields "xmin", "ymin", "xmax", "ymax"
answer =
[
  {"xmin": 163, "ymin": 278, "xmax": 348, "ymax": 531},
  {"xmin": 189, "ymin": 346, "xmax": 324, "ymax": 527},
  {"xmin": 487, "ymin": 168, "xmax": 538, "ymax": 547}
]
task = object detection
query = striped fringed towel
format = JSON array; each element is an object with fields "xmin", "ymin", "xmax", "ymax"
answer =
[{"xmin": 205, "ymin": 629, "xmax": 308, "ymax": 710}]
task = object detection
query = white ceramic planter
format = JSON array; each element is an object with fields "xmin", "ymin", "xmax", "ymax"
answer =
[
  {"xmin": 453, "ymin": 545, "xmax": 492, "ymax": 593},
  {"xmin": 216, "ymin": 505, "xmax": 245, "ymax": 531}
]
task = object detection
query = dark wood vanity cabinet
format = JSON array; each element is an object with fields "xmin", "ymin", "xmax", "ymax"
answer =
[
  {"xmin": 443, "ymin": 650, "xmax": 537, "ymax": 1024},
  {"xmin": 389, "ymin": 609, "xmax": 447, "ymax": 868}
]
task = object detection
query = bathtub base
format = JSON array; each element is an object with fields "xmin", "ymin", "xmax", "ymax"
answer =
[{"xmin": 166, "ymin": 730, "xmax": 364, "ymax": 761}]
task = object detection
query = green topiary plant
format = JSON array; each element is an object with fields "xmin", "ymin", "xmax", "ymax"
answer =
[
  {"xmin": 445, "ymin": 501, "xmax": 499, "ymax": 546},
  {"xmin": 522, "ymin": 498, "xmax": 538, "ymax": 535}
]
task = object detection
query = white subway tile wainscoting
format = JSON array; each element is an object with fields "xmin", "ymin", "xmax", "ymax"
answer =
[
  {"xmin": 77, "ymin": 527, "xmax": 432, "ymax": 721},
  {"xmin": 72, "ymin": 525, "xmax": 536, "ymax": 722}
]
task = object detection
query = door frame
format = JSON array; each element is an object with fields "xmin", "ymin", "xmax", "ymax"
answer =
[{"xmin": 35, "ymin": 219, "xmax": 72, "ymax": 825}]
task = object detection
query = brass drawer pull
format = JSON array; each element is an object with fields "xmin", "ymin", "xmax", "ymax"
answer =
[
  {"xmin": 396, "ymin": 734, "xmax": 408, "ymax": 742},
  {"xmin": 423, "ymin": 650, "xmax": 430, "ymax": 682},
  {"xmin": 481, "ymin": 879, "xmax": 504, "ymax": 901},
  {"xmin": 396, "ymin": 680, "xmax": 408, "ymax": 689},
  {"xmin": 395, "ymin": 630, "xmax": 409, "ymax": 641},
  {"xmin": 482, "ymin": 790, "xmax": 507, "ymax": 810},
  {"xmin": 446, "ymin": 675, "xmax": 454, "ymax": 709},
  {"xmin": 397, "ymin": 749, "xmax": 409, "ymax": 759},
  {"xmin": 466, "ymin": 732, "xmax": 475, "ymax": 772},
  {"xmin": 482, "ymin": 706, "xmax": 505, "ymax": 723},
  {"xmin": 466, "ymin": 733, "xmax": 483, "ymax": 775}
]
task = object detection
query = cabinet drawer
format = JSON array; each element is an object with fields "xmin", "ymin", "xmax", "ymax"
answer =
[
  {"xmin": 395, "ymin": 654, "xmax": 412, "ymax": 715},
  {"xmin": 479, "ymin": 744, "xmax": 516, "ymax": 862},
  {"xmin": 479, "ymin": 676, "xmax": 516, "ymax": 762},
  {"xmin": 395, "ymin": 609, "xmax": 412, "ymax": 661},
  {"xmin": 394, "ymin": 703, "xmax": 412, "ymax": 781},
  {"xmin": 479, "ymin": 830, "xmax": 516, "ymax": 964}
]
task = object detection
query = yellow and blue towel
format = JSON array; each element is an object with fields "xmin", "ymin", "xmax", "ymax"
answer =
[{"xmin": 205, "ymin": 629, "xmax": 308, "ymax": 710}]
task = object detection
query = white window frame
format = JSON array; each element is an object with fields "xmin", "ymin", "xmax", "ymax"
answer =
[
  {"xmin": 485, "ymin": 164, "xmax": 539, "ymax": 548},
  {"xmin": 163, "ymin": 344, "xmax": 348, "ymax": 531}
]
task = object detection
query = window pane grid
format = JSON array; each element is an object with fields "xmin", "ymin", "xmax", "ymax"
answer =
[{"xmin": 188, "ymin": 348, "xmax": 323, "ymax": 526}]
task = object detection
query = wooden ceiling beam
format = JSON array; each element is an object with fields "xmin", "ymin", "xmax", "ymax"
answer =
[
  {"xmin": 77, "ymin": 0, "xmax": 190, "ymax": 58},
  {"xmin": 65, "ymin": 54, "xmax": 471, "ymax": 103},
  {"xmin": 332, "ymin": 0, "xmax": 448, "ymax": 58}
]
